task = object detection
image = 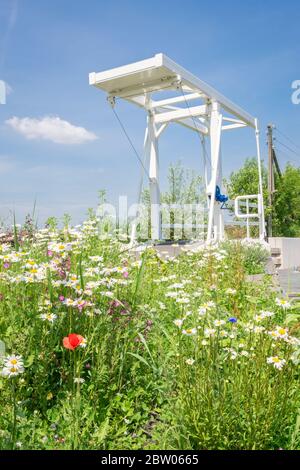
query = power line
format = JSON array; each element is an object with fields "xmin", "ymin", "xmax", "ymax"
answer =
[
  {"xmin": 276, "ymin": 139, "xmax": 300, "ymax": 160},
  {"xmin": 276, "ymin": 149, "xmax": 300, "ymax": 168},
  {"xmin": 275, "ymin": 127, "xmax": 300, "ymax": 152}
]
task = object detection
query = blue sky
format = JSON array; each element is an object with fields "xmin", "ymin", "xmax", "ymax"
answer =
[{"xmin": 0, "ymin": 0, "xmax": 299, "ymax": 225}]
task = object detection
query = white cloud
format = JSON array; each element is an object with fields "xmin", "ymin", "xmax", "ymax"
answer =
[{"xmin": 6, "ymin": 116, "xmax": 98, "ymax": 145}]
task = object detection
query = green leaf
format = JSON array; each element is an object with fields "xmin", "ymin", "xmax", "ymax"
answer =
[
  {"xmin": 25, "ymin": 354, "xmax": 35, "ymax": 367},
  {"xmin": 93, "ymin": 417, "xmax": 110, "ymax": 445},
  {"xmin": 126, "ymin": 351, "xmax": 152, "ymax": 370}
]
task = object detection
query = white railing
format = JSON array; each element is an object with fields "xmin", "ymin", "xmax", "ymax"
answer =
[{"xmin": 234, "ymin": 194, "xmax": 264, "ymax": 239}]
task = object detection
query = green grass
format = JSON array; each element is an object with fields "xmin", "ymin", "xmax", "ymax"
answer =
[{"xmin": 0, "ymin": 218, "xmax": 299, "ymax": 450}]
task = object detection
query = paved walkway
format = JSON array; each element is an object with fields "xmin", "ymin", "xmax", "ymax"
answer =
[{"xmin": 277, "ymin": 269, "xmax": 300, "ymax": 298}]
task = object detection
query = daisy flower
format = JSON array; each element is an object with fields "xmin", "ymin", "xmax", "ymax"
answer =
[
  {"xmin": 254, "ymin": 314, "xmax": 264, "ymax": 322},
  {"xmin": 168, "ymin": 283, "xmax": 184, "ymax": 289},
  {"xmin": 240, "ymin": 350, "xmax": 249, "ymax": 357},
  {"xmin": 40, "ymin": 312, "xmax": 57, "ymax": 323},
  {"xmin": 158, "ymin": 302, "xmax": 166, "ymax": 310},
  {"xmin": 198, "ymin": 307, "xmax": 207, "ymax": 316},
  {"xmin": 260, "ymin": 310, "xmax": 275, "ymax": 318},
  {"xmin": 225, "ymin": 288, "xmax": 237, "ymax": 295},
  {"xmin": 74, "ymin": 377, "xmax": 85, "ymax": 384},
  {"xmin": 228, "ymin": 349, "xmax": 238, "ymax": 360},
  {"xmin": 64, "ymin": 298, "xmax": 75, "ymax": 307},
  {"xmin": 79, "ymin": 337, "xmax": 87, "ymax": 348},
  {"xmin": 253, "ymin": 326, "xmax": 265, "ymax": 334},
  {"xmin": 165, "ymin": 292, "xmax": 177, "ymax": 298},
  {"xmin": 2, "ymin": 355, "xmax": 24, "ymax": 378},
  {"xmin": 220, "ymin": 330, "xmax": 228, "ymax": 338},
  {"xmin": 275, "ymin": 326, "xmax": 289, "ymax": 339},
  {"xmin": 174, "ymin": 319, "xmax": 184, "ymax": 328},
  {"xmin": 186, "ymin": 358, "xmax": 195, "ymax": 366},
  {"xmin": 275, "ymin": 298, "xmax": 291, "ymax": 309},
  {"xmin": 204, "ymin": 328, "xmax": 216, "ymax": 338},
  {"xmin": 214, "ymin": 319, "xmax": 226, "ymax": 327},
  {"xmin": 176, "ymin": 297, "xmax": 190, "ymax": 304},
  {"xmin": 267, "ymin": 356, "xmax": 286, "ymax": 370},
  {"xmin": 268, "ymin": 326, "xmax": 288, "ymax": 340},
  {"xmin": 268, "ymin": 330, "xmax": 280, "ymax": 340},
  {"xmin": 182, "ymin": 328, "xmax": 197, "ymax": 336}
]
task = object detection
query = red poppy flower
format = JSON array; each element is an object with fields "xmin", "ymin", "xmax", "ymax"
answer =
[{"xmin": 63, "ymin": 333, "xmax": 84, "ymax": 351}]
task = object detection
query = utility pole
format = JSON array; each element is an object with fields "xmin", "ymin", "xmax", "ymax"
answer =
[{"xmin": 267, "ymin": 124, "xmax": 282, "ymax": 238}]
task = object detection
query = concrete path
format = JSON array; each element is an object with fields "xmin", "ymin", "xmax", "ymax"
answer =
[{"xmin": 277, "ymin": 269, "xmax": 300, "ymax": 298}]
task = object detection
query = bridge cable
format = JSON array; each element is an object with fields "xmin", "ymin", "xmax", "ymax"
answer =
[
  {"xmin": 178, "ymin": 84, "xmax": 211, "ymax": 170},
  {"xmin": 110, "ymin": 104, "xmax": 151, "ymax": 182}
]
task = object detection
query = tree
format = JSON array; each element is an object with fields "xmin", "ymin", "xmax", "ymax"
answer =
[
  {"xmin": 226, "ymin": 157, "xmax": 268, "ymax": 205},
  {"xmin": 226, "ymin": 158, "xmax": 300, "ymax": 237},
  {"xmin": 273, "ymin": 164, "xmax": 300, "ymax": 237},
  {"xmin": 142, "ymin": 161, "xmax": 204, "ymax": 205},
  {"xmin": 141, "ymin": 161, "xmax": 205, "ymax": 240}
]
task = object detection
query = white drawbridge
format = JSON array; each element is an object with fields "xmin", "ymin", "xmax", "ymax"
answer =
[{"xmin": 89, "ymin": 53, "xmax": 266, "ymax": 243}]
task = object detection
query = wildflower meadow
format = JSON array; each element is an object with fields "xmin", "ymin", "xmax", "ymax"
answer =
[{"xmin": 0, "ymin": 218, "xmax": 299, "ymax": 450}]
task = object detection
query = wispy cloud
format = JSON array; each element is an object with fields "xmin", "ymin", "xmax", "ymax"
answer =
[
  {"xmin": 6, "ymin": 116, "xmax": 98, "ymax": 145},
  {"xmin": 0, "ymin": 0, "xmax": 18, "ymax": 68}
]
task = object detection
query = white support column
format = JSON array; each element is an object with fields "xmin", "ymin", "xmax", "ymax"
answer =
[
  {"xmin": 148, "ymin": 112, "xmax": 161, "ymax": 240},
  {"xmin": 129, "ymin": 127, "xmax": 149, "ymax": 246},
  {"xmin": 201, "ymin": 136, "xmax": 210, "ymax": 208},
  {"xmin": 218, "ymin": 147, "xmax": 225, "ymax": 240},
  {"xmin": 206, "ymin": 102, "xmax": 223, "ymax": 243}
]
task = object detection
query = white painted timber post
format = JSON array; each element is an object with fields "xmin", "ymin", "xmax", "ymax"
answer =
[
  {"xmin": 129, "ymin": 127, "xmax": 149, "ymax": 246},
  {"xmin": 201, "ymin": 136, "xmax": 210, "ymax": 208},
  {"xmin": 148, "ymin": 112, "xmax": 161, "ymax": 240},
  {"xmin": 207, "ymin": 101, "xmax": 223, "ymax": 243}
]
